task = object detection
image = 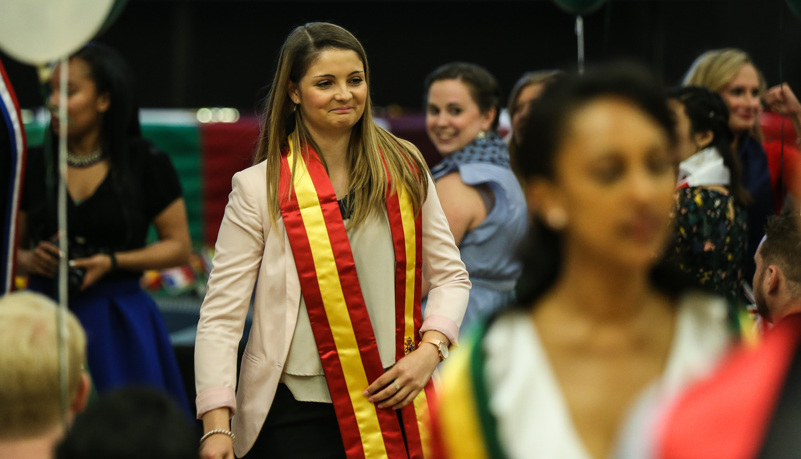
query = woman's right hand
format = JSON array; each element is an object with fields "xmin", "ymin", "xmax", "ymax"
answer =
[
  {"xmin": 199, "ymin": 434, "xmax": 234, "ymax": 459},
  {"xmin": 19, "ymin": 240, "xmax": 60, "ymax": 277},
  {"xmin": 765, "ymin": 84, "xmax": 801, "ymax": 117}
]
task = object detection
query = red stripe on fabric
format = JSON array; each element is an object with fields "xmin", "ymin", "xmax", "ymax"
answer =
[
  {"xmin": 301, "ymin": 151, "xmax": 407, "ymax": 457},
  {"xmin": 658, "ymin": 315, "xmax": 801, "ymax": 459},
  {"xmin": 0, "ymin": 59, "xmax": 26, "ymax": 292},
  {"xmin": 0, "ymin": 65, "xmax": 26, "ymax": 154},
  {"xmin": 400, "ymin": 379, "xmax": 435, "ymax": 459},
  {"xmin": 200, "ymin": 120, "xmax": 258, "ymax": 245},
  {"xmin": 279, "ymin": 155, "xmax": 365, "ymax": 458},
  {"xmin": 428, "ymin": 382, "xmax": 447, "ymax": 459},
  {"xmin": 381, "ymin": 154, "xmax": 431, "ymax": 457},
  {"xmin": 385, "ymin": 186, "xmax": 408, "ymax": 361},
  {"xmin": 301, "ymin": 150, "xmax": 386, "ymax": 375},
  {"xmin": 286, "ymin": 148, "xmax": 414, "ymax": 457}
]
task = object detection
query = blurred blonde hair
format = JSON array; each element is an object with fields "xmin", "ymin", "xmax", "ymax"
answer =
[
  {"xmin": 0, "ymin": 292, "xmax": 86, "ymax": 439},
  {"xmin": 255, "ymin": 22, "xmax": 428, "ymax": 229},
  {"xmin": 683, "ymin": 48, "xmax": 766, "ymax": 140}
]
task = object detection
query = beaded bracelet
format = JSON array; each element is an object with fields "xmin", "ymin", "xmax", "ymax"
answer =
[{"xmin": 199, "ymin": 429, "xmax": 236, "ymax": 444}]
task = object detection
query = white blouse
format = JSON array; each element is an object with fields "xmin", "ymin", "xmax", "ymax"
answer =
[
  {"xmin": 281, "ymin": 211, "xmax": 397, "ymax": 403},
  {"xmin": 483, "ymin": 292, "xmax": 731, "ymax": 459}
]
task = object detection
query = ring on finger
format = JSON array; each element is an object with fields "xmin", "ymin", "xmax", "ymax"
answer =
[{"xmin": 394, "ymin": 382, "xmax": 401, "ymax": 391}]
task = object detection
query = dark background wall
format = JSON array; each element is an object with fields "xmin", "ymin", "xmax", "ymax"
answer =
[{"xmin": 2, "ymin": 0, "xmax": 800, "ymax": 112}]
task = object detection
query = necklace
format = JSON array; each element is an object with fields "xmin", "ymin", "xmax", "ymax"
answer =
[{"xmin": 67, "ymin": 148, "xmax": 104, "ymax": 168}]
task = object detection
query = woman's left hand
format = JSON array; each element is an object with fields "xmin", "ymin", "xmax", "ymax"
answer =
[
  {"xmin": 71, "ymin": 254, "xmax": 113, "ymax": 291},
  {"xmin": 363, "ymin": 343, "xmax": 441, "ymax": 410}
]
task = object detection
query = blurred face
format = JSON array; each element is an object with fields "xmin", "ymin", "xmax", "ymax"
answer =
[
  {"xmin": 719, "ymin": 64, "xmax": 761, "ymax": 135},
  {"xmin": 48, "ymin": 57, "xmax": 109, "ymax": 141},
  {"xmin": 511, "ymin": 83, "xmax": 545, "ymax": 144},
  {"xmin": 536, "ymin": 97, "xmax": 675, "ymax": 269},
  {"xmin": 289, "ymin": 48, "xmax": 367, "ymax": 138},
  {"xmin": 426, "ymin": 79, "xmax": 494, "ymax": 155}
]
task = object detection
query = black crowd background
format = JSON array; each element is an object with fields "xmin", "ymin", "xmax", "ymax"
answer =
[{"xmin": 2, "ymin": 0, "xmax": 801, "ymax": 113}]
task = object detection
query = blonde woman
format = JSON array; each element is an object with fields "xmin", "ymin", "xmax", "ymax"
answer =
[
  {"xmin": 195, "ymin": 23, "xmax": 469, "ymax": 459},
  {"xmin": 684, "ymin": 49, "xmax": 789, "ymax": 278}
]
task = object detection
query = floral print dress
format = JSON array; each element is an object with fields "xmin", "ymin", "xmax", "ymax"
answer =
[{"xmin": 673, "ymin": 187, "xmax": 748, "ymax": 303}]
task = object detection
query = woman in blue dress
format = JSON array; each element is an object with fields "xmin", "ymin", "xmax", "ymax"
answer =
[
  {"xmin": 424, "ymin": 62, "xmax": 528, "ymax": 333},
  {"xmin": 16, "ymin": 43, "xmax": 191, "ymax": 414}
]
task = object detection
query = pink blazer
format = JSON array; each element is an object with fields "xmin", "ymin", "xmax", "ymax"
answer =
[{"xmin": 194, "ymin": 160, "xmax": 471, "ymax": 457}]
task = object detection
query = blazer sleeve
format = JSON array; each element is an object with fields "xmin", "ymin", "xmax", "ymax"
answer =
[
  {"xmin": 194, "ymin": 166, "xmax": 268, "ymax": 419},
  {"xmin": 419, "ymin": 173, "xmax": 471, "ymax": 345}
]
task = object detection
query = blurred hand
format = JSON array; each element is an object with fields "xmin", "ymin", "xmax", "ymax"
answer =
[
  {"xmin": 765, "ymin": 83, "xmax": 801, "ymax": 117},
  {"xmin": 363, "ymin": 344, "xmax": 440, "ymax": 410},
  {"xmin": 199, "ymin": 434, "xmax": 234, "ymax": 459},
  {"xmin": 27, "ymin": 240, "xmax": 61, "ymax": 277},
  {"xmin": 70, "ymin": 254, "xmax": 113, "ymax": 290}
]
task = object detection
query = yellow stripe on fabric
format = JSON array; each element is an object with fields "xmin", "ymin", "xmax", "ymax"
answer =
[
  {"xmin": 288, "ymin": 146, "xmax": 388, "ymax": 459},
  {"xmin": 439, "ymin": 347, "xmax": 488, "ymax": 459},
  {"xmin": 413, "ymin": 389, "xmax": 432, "ymax": 458},
  {"xmin": 397, "ymin": 185, "xmax": 417, "ymax": 342}
]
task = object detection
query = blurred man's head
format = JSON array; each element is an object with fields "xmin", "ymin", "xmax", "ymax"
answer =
[
  {"xmin": 0, "ymin": 292, "xmax": 90, "ymax": 440},
  {"xmin": 56, "ymin": 387, "xmax": 198, "ymax": 459},
  {"xmin": 753, "ymin": 215, "xmax": 801, "ymax": 323}
]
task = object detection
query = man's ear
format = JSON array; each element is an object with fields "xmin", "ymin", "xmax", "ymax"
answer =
[
  {"xmin": 767, "ymin": 265, "xmax": 782, "ymax": 294},
  {"xmin": 71, "ymin": 372, "xmax": 92, "ymax": 416}
]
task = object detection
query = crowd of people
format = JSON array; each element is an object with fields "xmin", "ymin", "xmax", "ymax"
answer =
[{"xmin": 3, "ymin": 18, "xmax": 801, "ymax": 459}]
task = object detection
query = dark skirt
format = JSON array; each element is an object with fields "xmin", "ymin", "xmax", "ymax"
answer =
[{"xmin": 29, "ymin": 276, "xmax": 191, "ymax": 417}]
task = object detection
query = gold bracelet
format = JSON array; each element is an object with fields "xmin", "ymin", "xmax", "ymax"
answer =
[{"xmin": 199, "ymin": 428, "xmax": 236, "ymax": 444}]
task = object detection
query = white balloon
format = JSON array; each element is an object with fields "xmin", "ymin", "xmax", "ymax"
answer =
[{"xmin": 0, "ymin": 0, "xmax": 114, "ymax": 65}]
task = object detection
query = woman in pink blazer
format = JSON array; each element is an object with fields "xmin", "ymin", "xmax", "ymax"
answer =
[{"xmin": 195, "ymin": 23, "xmax": 470, "ymax": 459}]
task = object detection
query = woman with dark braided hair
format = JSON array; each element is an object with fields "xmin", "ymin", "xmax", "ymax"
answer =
[{"xmin": 668, "ymin": 86, "xmax": 750, "ymax": 304}]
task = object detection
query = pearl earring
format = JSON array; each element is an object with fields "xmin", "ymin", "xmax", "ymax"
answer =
[{"xmin": 545, "ymin": 208, "xmax": 568, "ymax": 230}]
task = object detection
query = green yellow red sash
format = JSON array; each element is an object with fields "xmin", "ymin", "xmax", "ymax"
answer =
[
  {"xmin": 430, "ymin": 321, "xmax": 504, "ymax": 459},
  {"xmin": 279, "ymin": 141, "xmax": 434, "ymax": 458}
]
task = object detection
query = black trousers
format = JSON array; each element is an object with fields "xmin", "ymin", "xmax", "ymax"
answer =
[
  {"xmin": 245, "ymin": 383, "xmax": 409, "ymax": 458},
  {"xmin": 245, "ymin": 383, "xmax": 347, "ymax": 459}
]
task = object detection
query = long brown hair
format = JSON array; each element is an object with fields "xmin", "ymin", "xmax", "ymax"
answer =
[{"xmin": 254, "ymin": 22, "xmax": 428, "ymax": 228}]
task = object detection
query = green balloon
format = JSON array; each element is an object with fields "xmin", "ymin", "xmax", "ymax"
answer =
[
  {"xmin": 788, "ymin": 0, "xmax": 801, "ymax": 20},
  {"xmin": 552, "ymin": 0, "xmax": 607, "ymax": 15}
]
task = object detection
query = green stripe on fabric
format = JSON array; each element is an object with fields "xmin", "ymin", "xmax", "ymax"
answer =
[
  {"xmin": 23, "ymin": 121, "xmax": 46, "ymax": 147},
  {"xmin": 469, "ymin": 318, "xmax": 508, "ymax": 459},
  {"xmin": 142, "ymin": 123, "xmax": 203, "ymax": 244}
]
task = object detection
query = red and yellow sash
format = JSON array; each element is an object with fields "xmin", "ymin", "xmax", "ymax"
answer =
[{"xmin": 279, "ymin": 141, "xmax": 434, "ymax": 458}]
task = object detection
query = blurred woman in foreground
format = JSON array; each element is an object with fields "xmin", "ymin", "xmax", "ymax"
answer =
[{"xmin": 432, "ymin": 64, "xmax": 731, "ymax": 459}]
